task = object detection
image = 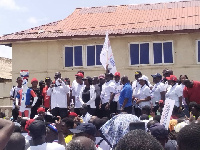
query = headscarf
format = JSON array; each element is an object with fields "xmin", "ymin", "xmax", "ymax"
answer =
[{"xmin": 100, "ymin": 114, "xmax": 139, "ymax": 147}]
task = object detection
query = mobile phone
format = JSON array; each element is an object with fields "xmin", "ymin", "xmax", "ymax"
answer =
[{"xmin": 129, "ymin": 122, "xmax": 145, "ymax": 131}]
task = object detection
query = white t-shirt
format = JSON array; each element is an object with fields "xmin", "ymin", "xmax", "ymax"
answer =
[
  {"xmin": 132, "ymin": 80, "xmax": 141, "ymax": 98},
  {"xmin": 47, "ymin": 81, "xmax": 70, "ymax": 109},
  {"xmin": 151, "ymin": 82, "xmax": 166, "ymax": 106},
  {"xmin": 166, "ymin": 83, "xmax": 182, "ymax": 107},
  {"xmin": 100, "ymin": 80, "xmax": 115, "ymax": 104},
  {"xmin": 137, "ymin": 84, "xmax": 151, "ymax": 108},
  {"xmin": 96, "ymin": 137, "xmax": 111, "ymax": 150},
  {"xmin": 178, "ymin": 83, "xmax": 186, "ymax": 105},
  {"xmin": 72, "ymin": 83, "xmax": 85, "ymax": 108},
  {"xmin": 10, "ymin": 86, "xmax": 22, "ymax": 108},
  {"xmin": 81, "ymin": 112, "xmax": 92, "ymax": 123},
  {"xmin": 27, "ymin": 143, "xmax": 65, "ymax": 150}
]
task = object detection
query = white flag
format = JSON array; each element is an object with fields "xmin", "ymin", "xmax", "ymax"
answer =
[{"xmin": 100, "ymin": 32, "xmax": 117, "ymax": 74}]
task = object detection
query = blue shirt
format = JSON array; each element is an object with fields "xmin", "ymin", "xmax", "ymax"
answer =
[{"xmin": 119, "ymin": 82, "xmax": 133, "ymax": 108}]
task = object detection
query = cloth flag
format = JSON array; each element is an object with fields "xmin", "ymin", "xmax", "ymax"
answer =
[{"xmin": 100, "ymin": 32, "xmax": 117, "ymax": 74}]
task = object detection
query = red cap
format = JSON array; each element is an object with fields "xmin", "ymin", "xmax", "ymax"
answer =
[
  {"xmin": 69, "ymin": 112, "xmax": 78, "ymax": 117},
  {"xmin": 166, "ymin": 75, "xmax": 177, "ymax": 81},
  {"xmin": 75, "ymin": 73, "xmax": 84, "ymax": 78},
  {"xmin": 31, "ymin": 78, "xmax": 38, "ymax": 84},
  {"xmin": 37, "ymin": 107, "xmax": 45, "ymax": 113},
  {"xmin": 25, "ymin": 119, "xmax": 35, "ymax": 132},
  {"xmin": 114, "ymin": 72, "xmax": 120, "ymax": 77}
]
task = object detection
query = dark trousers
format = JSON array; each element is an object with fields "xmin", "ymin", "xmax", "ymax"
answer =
[
  {"xmin": 12, "ymin": 107, "xmax": 19, "ymax": 121},
  {"xmin": 134, "ymin": 107, "xmax": 141, "ymax": 117},
  {"xmin": 88, "ymin": 108, "xmax": 96, "ymax": 116},
  {"xmin": 51, "ymin": 107, "xmax": 69, "ymax": 119},
  {"xmin": 101, "ymin": 103, "xmax": 110, "ymax": 118},
  {"xmin": 124, "ymin": 106, "xmax": 132, "ymax": 114},
  {"xmin": 74, "ymin": 108, "xmax": 81, "ymax": 116},
  {"xmin": 110, "ymin": 101, "xmax": 117, "ymax": 114},
  {"xmin": 30, "ymin": 106, "xmax": 38, "ymax": 119}
]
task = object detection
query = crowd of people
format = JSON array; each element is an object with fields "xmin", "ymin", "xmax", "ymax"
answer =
[{"xmin": 1, "ymin": 68, "xmax": 200, "ymax": 150}]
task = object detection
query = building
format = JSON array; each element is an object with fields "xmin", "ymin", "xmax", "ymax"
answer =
[{"xmin": 0, "ymin": 1, "xmax": 200, "ymax": 84}]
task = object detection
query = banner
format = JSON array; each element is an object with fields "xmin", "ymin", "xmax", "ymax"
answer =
[
  {"xmin": 100, "ymin": 32, "xmax": 117, "ymax": 74},
  {"xmin": 160, "ymin": 98, "xmax": 175, "ymax": 129}
]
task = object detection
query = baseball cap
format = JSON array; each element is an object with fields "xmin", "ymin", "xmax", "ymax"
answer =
[
  {"xmin": 166, "ymin": 75, "xmax": 177, "ymax": 81},
  {"xmin": 37, "ymin": 107, "xmax": 45, "ymax": 114},
  {"xmin": 69, "ymin": 112, "xmax": 78, "ymax": 117},
  {"xmin": 82, "ymin": 76, "xmax": 92, "ymax": 81},
  {"xmin": 31, "ymin": 78, "xmax": 38, "ymax": 84},
  {"xmin": 75, "ymin": 73, "xmax": 84, "ymax": 78},
  {"xmin": 45, "ymin": 77, "xmax": 51, "ymax": 82},
  {"xmin": 114, "ymin": 72, "xmax": 120, "ymax": 77},
  {"xmin": 151, "ymin": 73, "xmax": 162, "ymax": 78},
  {"xmin": 135, "ymin": 71, "xmax": 142, "ymax": 76},
  {"xmin": 69, "ymin": 123, "xmax": 96, "ymax": 136},
  {"xmin": 138, "ymin": 75, "xmax": 148, "ymax": 82},
  {"xmin": 29, "ymin": 120, "xmax": 46, "ymax": 137},
  {"xmin": 98, "ymin": 74, "xmax": 105, "ymax": 79},
  {"xmin": 149, "ymin": 123, "xmax": 168, "ymax": 139}
]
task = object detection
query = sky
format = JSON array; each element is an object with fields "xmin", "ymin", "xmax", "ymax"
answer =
[{"xmin": 0, "ymin": 0, "xmax": 181, "ymax": 59}]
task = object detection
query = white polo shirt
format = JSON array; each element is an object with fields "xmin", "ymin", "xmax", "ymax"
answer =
[
  {"xmin": 166, "ymin": 83, "xmax": 182, "ymax": 107},
  {"xmin": 72, "ymin": 83, "xmax": 85, "ymax": 108},
  {"xmin": 132, "ymin": 80, "xmax": 141, "ymax": 98},
  {"xmin": 137, "ymin": 84, "xmax": 151, "ymax": 108},
  {"xmin": 47, "ymin": 81, "xmax": 70, "ymax": 109},
  {"xmin": 151, "ymin": 82, "xmax": 166, "ymax": 106},
  {"xmin": 81, "ymin": 112, "xmax": 92, "ymax": 123},
  {"xmin": 100, "ymin": 80, "xmax": 115, "ymax": 104}
]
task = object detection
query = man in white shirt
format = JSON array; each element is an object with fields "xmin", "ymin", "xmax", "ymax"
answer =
[
  {"xmin": 100, "ymin": 73, "xmax": 115, "ymax": 118},
  {"xmin": 28, "ymin": 120, "xmax": 65, "ymax": 150},
  {"xmin": 72, "ymin": 73, "xmax": 85, "ymax": 116},
  {"xmin": 47, "ymin": 76, "xmax": 70, "ymax": 119},
  {"xmin": 10, "ymin": 77, "xmax": 23, "ymax": 122},
  {"xmin": 111, "ymin": 72, "xmax": 122, "ymax": 114},
  {"xmin": 151, "ymin": 73, "xmax": 166, "ymax": 114}
]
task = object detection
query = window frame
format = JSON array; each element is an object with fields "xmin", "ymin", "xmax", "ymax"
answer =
[
  {"xmin": 85, "ymin": 44, "xmax": 103, "ymax": 67},
  {"xmin": 152, "ymin": 40, "xmax": 174, "ymax": 65},
  {"xmin": 64, "ymin": 45, "xmax": 84, "ymax": 68},
  {"xmin": 129, "ymin": 42, "xmax": 151, "ymax": 66},
  {"xmin": 196, "ymin": 40, "xmax": 200, "ymax": 64}
]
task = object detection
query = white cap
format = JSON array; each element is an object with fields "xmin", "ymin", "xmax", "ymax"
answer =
[{"xmin": 138, "ymin": 75, "xmax": 148, "ymax": 82}]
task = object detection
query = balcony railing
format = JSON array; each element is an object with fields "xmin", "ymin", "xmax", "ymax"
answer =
[{"xmin": 0, "ymin": 106, "xmax": 12, "ymax": 118}]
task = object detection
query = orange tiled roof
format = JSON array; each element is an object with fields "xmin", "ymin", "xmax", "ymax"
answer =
[{"xmin": 1, "ymin": 1, "xmax": 200, "ymax": 42}]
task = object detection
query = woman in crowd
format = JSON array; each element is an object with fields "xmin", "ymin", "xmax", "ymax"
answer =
[
  {"xmin": 166, "ymin": 75, "xmax": 183, "ymax": 111},
  {"xmin": 82, "ymin": 76, "xmax": 96, "ymax": 116},
  {"xmin": 135, "ymin": 75, "xmax": 151, "ymax": 117}
]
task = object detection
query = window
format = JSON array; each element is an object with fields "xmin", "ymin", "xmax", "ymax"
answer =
[
  {"xmin": 86, "ymin": 45, "xmax": 103, "ymax": 66},
  {"xmin": 197, "ymin": 41, "xmax": 200, "ymax": 63},
  {"xmin": 153, "ymin": 42, "xmax": 173, "ymax": 64},
  {"xmin": 130, "ymin": 43, "xmax": 149, "ymax": 65},
  {"xmin": 65, "ymin": 46, "xmax": 83, "ymax": 67}
]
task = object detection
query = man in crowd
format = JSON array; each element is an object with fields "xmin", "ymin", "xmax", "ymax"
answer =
[
  {"xmin": 119, "ymin": 76, "xmax": 133, "ymax": 114},
  {"xmin": 42, "ymin": 77, "xmax": 51, "ymax": 111},
  {"xmin": 5, "ymin": 132, "xmax": 25, "ymax": 150},
  {"xmin": 10, "ymin": 77, "xmax": 23, "ymax": 121},
  {"xmin": 28, "ymin": 120, "xmax": 65, "ymax": 150},
  {"xmin": 151, "ymin": 73, "xmax": 166, "ymax": 114},
  {"xmin": 100, "ymin": 73, "xmax": 115, "ymax": 118},
  {"xmin": 47, "ymin": 73, "xmax": 70, "ymax": 119},
  {"xmin": 72, "ymin": 72, "xmax": 85, "ymax": 116},
  {"xmin": 183, "ymin": 79, "xmax": 200, "ymax": 105}
]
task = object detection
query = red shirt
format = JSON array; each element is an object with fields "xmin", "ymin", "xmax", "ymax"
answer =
[
  {"xmin": 42, "ymin": 86, "xmax": 51, "ymax": 108},
  {"xmin": 183, "ymin": 81, "xmax": 200, "ymax": 104}
]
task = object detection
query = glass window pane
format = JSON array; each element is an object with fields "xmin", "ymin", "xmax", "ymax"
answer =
[
  {"xmin": 96, "ymin": 45, "xmax": 103, "ymax": 65},
  {"xmin": 87, "ymin": 46, "xmax": 95, "ymax": 66},
  {"xmin": 65, "ymin": 47, "xmax": 73, "ymax": 67},
  {"xmin": 140, "ymin": 43, "xmax": 149, "ymax": 64},
  {"xmin": 163, "ymin": 42, "xmax": 173, "ymax": 63},
  {"xmin": 130, "ymin": 44, "xmax": 139, "ymax": 65},
  {"xmin": 74, "ymin": 46, "xmax": 82, "ymax": 66},
  {"xmin": 153, "ymin": 43, "xmax": 162, "ymax": 64}
]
